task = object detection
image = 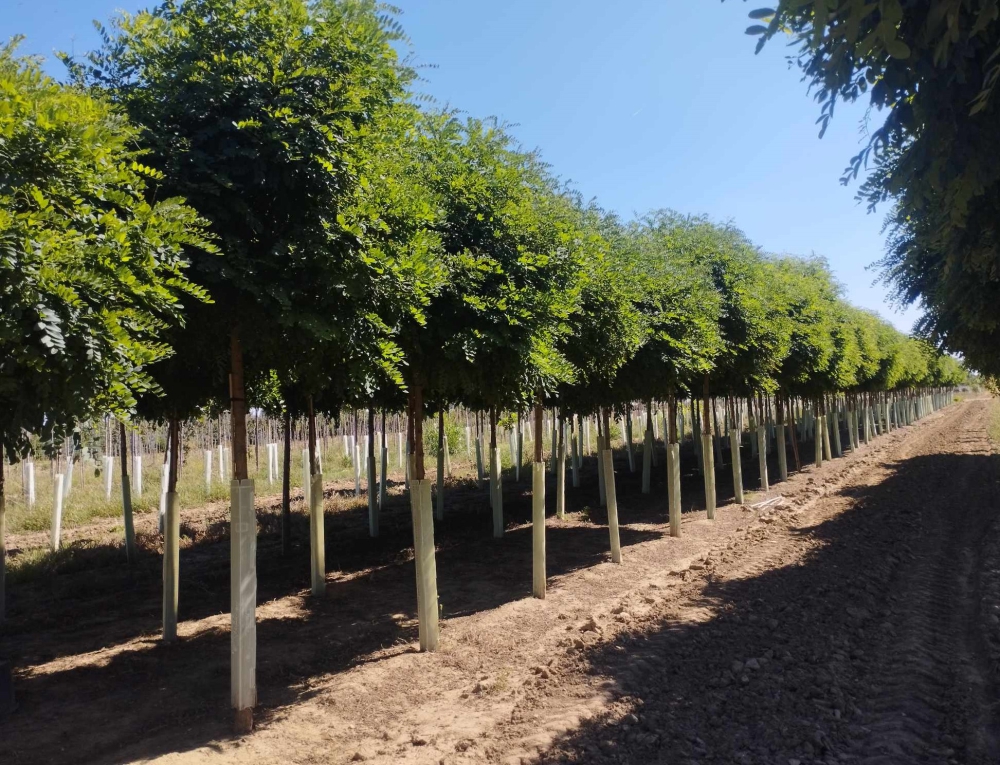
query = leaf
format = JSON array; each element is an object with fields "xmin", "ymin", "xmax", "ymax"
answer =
[
  {"xmin": 885, "ymin": 38, "xmax": 910, "ymax": 60},
  {"xmin": 748, "ymin": 8, "xmax": 775, "ymax": 20},
  {"xmin": 745, "ymin": 24, "xmax": 769, "ymax": 35}
]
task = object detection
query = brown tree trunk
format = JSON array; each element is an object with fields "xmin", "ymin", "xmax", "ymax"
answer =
[
  {"xmin": 307, "ymin": 395, "xmax": 317, "ymax": 476},
  {"xmin": 118, "ymin": 421, "xmax": 136, "ymax": 564},
  {"xmin": 167, "ymin": 419, "xmax": 180, "ymax": 493},
  {"xmin": 534, "ymin": 394, "xmax": 544, "ymax": 463},
  {"xmin": 702, "ymin": 376, "xmax": 712, "ymax": 438},
  {"xmin": 409, "ymin": 384, "xmax": 425, "ymax": 480},
  {"xmin": 489, "ymin": 406, "xmax": 497, "ymax": 452},
  {"xmin": 668, "ymin": 392, "xmax": 678, "ymax": 443},
  {"xmin": 281, "ymin": 411, "xmax": 291, "ymax": 556},
  {"xmin": 230, "ymin": 327, "xmax": 249, "ymax": 481}
]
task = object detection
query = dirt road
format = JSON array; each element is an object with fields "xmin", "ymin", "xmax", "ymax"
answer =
[{"xmin": 2, "ymin": 398, "xmax": 998, "ymax": 765}]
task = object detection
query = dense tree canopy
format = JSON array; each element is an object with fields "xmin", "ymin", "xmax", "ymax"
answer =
[
  {"xmin": 0, "ymin": 42, "xmax": 212, "ymax": 457},
  {"xmin": 743, "ymin": 0, "xmax": 1000, "ymax": 376}
]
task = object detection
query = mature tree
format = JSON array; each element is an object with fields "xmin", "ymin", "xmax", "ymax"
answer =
[
  {"xmin": 771, "ymin": 256, "xmax": 838, "ymax": 400},
  {"xmin": 0, "ymin": 43, "xmax": 211, "ymax": 621}
]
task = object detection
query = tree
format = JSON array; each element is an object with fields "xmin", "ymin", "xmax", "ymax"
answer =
[
  {"xmin": 402, "ymin": 112, "xmax": 584, "ymax": 476},
  {"xmin": 742, "ymin": 1, "xmax": 1000, "ymax": 374},
  {"xmin": 76, "ymin": 0, "xmax": 421, "ymax": 730},
  {"xmin": 0, "ymin": 42, "xmax": 211, "ymax": 621}
]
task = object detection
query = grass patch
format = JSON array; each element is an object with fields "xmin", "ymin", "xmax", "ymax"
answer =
[
  {"xmin": 989, "ymin": 399, "xmax": 1000, "ymax": 448},
  {"xmin": 7, "ymin": 538, "xmax": 130, "ymax": 585}
]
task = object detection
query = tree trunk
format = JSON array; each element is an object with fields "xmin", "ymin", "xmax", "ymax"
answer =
[
  {"xmin": 230, "ymin": 327, "xmax": 249, "ymax": 481},
  {"xmin": 281, "ymin": 411, "xmax": 291, "ymax": 556},
  {"xmin": 410, "ymin": 384, "xmax": 425, "ymax": 480},
  {"xmin": 0, "ymin": 433, "xmax": 6, "ymax": 623},
  {"xmin": 489, "ymin": 406, "xmax": 497, "ymax": 452},
  {"xmin": 118, "ymin": 421, "xmax": 136, "ymax": 563},
  {"xmin": 534, "ymin": 398, "xmax": 544, "ymax": 462},
  {"xmin": 702, "ymin": 378, "xmax": 713, "ymax": 444},
  {"xmin": 229, "ymin": 325, "xmax": 255, "ymax": 734},
  {"xmin": 168, "ymin": 419, "xmax": 180, "ymax": 492},
  {"xmin": 668, "ymin": 392, "xmax": 678, "ymax": 443},
  {"xmin": 307, "ymin": 396, "xmax": 317, "ymax": 476}
]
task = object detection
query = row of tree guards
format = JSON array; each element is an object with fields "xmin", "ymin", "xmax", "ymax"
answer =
[
  {"xmin": 1, "ymin": 1, "xmax": 974, "ymax": 735},
  {"xmin": 6, "ymin": 386, "xmax": 958, "ymax": 727}
]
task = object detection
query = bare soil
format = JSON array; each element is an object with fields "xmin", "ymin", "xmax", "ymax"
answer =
[{"xmin": 1, "ymin": 398, "xmax": 998, "ymax": 765}]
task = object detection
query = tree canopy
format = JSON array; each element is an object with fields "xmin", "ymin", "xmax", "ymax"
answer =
[
  {"xmin": 0, "ymin": 41, "xmax": 212, "ymax": 457},
  {"xmin": 743, "ymin": 0, "xmax": 1000, "ymax": 376}
]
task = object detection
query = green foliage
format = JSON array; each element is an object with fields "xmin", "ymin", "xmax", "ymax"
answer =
[
  {"xmin": 685, "ymin": 217, "xmax": 791, "ymax": 395},
  {"xmin": 556, "ymin": 208, "xmax": 645, "ymax": 413},
  {"xmin": 400, "ymin": 112, "xmax": 586, "ymax": 410},
  {"xmin": 744, "ymin": 0, "xmax": 1000, "ymax": 376},
  {"xmin": 606, "ymin": 211, "xmax": 724, "ymax": 404},
  {"xmin": 75, "ymin": 0, "xmax": 432, "ymax": 418},
  {"xmin": 0, "ymin": 42, "xmax": 212, "ymax": 458}
]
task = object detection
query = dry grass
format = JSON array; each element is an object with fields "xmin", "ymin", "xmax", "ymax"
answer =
[
  {"xmin": 988, "ymin": 398, "xmax": 1000, "ymax": 447},
  {"xmin": 1, "ymin": 428, "xmax": 581, "ymax": 537}
]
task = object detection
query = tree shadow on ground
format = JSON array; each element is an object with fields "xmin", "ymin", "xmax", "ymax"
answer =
[
  {"xmin": 530, "ymin": 450, "xmax": 1000, "ymax": 764},
  {"xmin": 1, "ymin": 425, "xmax": 827, "ymax": 665},
  {"xmin": 0, "ymin": 427, "xmax": 833, "ymax": 765},
  {"xmin": 0, "ymin": 494, "xmax": 662, "ymax": 764}
]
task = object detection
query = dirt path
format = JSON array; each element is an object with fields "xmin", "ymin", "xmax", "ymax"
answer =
[{"xmin": 1, "ymin": 398, "xmax": 997, "ymax": 765}]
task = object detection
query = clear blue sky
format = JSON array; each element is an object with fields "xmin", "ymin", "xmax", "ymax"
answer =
[{"xmin": 4, "ymin": 0, "xmax": 918, "ymax": 331}]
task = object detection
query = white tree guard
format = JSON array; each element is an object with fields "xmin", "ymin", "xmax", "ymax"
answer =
[
  {"xmin": 230, "ymin": 478, "xmax": 257, "ymax": 714},
  {"xmin": 409, "ymin": 479, "xmax": 439, "ymax": 651},
  {"xmin": 50, "ymin": 473, "xmax": 64, "ymax": 552},
  {"xmin": 133, "ymin": 455, "xmax": 143, "ymax": 498},
  {"xmin": 309, "ymin": 473, "xmax": 325, "ymax": 596},
  {"xmin": 777, "ymin": 424, "xmax": 788, "ymax": 482},
  {"xmin": 491, "ymin": 447, "xmax": 503, "ymax": 538},
  {"xmin": 602, "ymin": 450, "xmax": 622, "ymax": 563},
  {"xmin": 532, "ymin": 462, "xmax": 546, "ymax": 598},
  {"xmin": 730, "ymin": 429, "xmax": 744, "ymax": 504},
  {"xmin": 668, "ymin": 443, "xmax": 681, "ymax": 537},
  {"xmin": 757, "ymin": 426, "xmax": 768, "ymax": 492},
  {"xmin": 205, "ymin": 450, "xmax": 213, "ymax": 494},
  {"xmin": 702, "ymin": 433, "xmax": 716, "ymax": 520},
  {"xmin": 103, "ymin": 457, "xmax": 112, "ymax": 501},
  {"xmin": 163, "ymin": 491, "xmax": 180, "ymax": 642}
]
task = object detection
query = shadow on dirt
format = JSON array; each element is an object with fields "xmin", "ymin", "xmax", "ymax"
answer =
[
  {"xmin": 530, "ymin": 450, "xmax": 1000, "ymax": 764},
  {"xmin": 0, "ymin": 429, "xmax": 833, "ymax": 765}
]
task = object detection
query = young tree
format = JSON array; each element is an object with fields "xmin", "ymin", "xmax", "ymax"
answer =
[
  {"xmin": 0, "ymin": 43, "xmax": 211, "ymax": 622},
  {"xmin": 77, "ymin": 0, "xmax": 421, "ymax": 730}
]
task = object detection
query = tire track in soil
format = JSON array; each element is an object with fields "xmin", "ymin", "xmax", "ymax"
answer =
[
  {"xmin": 496, "ymin": 399, "xmax": 1000, "ymax": 765},
  {"xmin": 854, "ymin": 401, "xmax": 1000, "ymax": 765}
]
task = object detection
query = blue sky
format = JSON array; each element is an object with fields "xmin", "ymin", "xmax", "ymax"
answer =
[{"xmin": 4, "ymin": 0, "xmax": 918, "ymax": 331}]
